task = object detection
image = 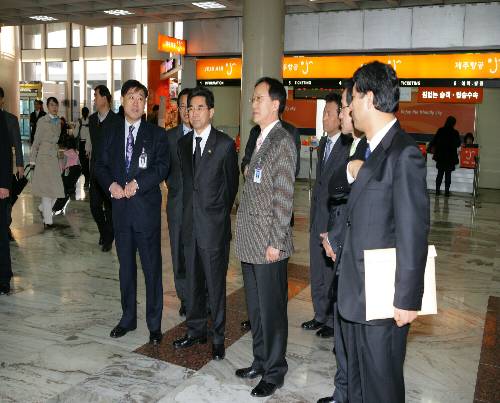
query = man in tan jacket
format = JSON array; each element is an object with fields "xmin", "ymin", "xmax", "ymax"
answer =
[{"xmin": 235, "ymin": 77, "xmax": 296, "ymax": 398}]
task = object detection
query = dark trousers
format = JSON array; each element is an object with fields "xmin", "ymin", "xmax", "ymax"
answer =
[
  {"xmin": 242, "ymin": 259, "xmax": 289, "ymax": 385},
  {"xmin": 79, "ymin": 141, "xmax": 89, "ymax": 187},
  {"xmin": 90, "ymin": 175, "xmax": 114, "ymax": 244},
  {"xmin": 167, "ymin": 217, "xmax": 186, "ymax": 305},
  {"xmin": 332, "ymin": 301, "xmax": 348, "ymax": 402},
  {"xmin": 436, "ymin": 169, "xmax": 452, "ymax": 192},
  {"xmin": 310, "ymin": 224, "xmax": 335, "ymax": 327},
  {"xmin": 184, "ymin": 240, "xmax": 229, "ymax": 344},
  {"xmin": 340, "ymin": 316, "xmax": 409, "ymax": 403},
  {"xmin": 53, "ymin": 166, "xmax": 82, "ymax": 212},
  {"xmin": 0, "ymin": 199, "xmax": 12, "ymax": 284},
  {"xmin": 114, "ymin": 227, "xmax": 163, "ymax": 332}
]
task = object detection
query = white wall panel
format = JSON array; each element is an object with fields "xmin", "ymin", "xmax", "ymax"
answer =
[
  {"xmin": 363, "ymin": 8, "xmax": 412, "ymax": 50},
  {"xmin": 184, "ymin": 18, "xmax": 241, "ymax": 55},
  {"xmin": 318, "ymin": 11, "xmax": 363, "ymax": 51},
  {"xmin": 412, "ymin": 5, "xmax": 465, "ymax": 48},
  {"xmin": 464, "ymin": 3, "xmax": 500, "ymax": 47},
  {"xmin": 285, "ymin": 13, "xmax": 319, "ymax": 52}
]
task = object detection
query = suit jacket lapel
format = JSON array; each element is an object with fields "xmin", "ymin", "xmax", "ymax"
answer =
[
  {"xmin": 195, "ymin": 128, "xmax": 217, "ymax": 181},
  {"xmin": 321, "ymin": 136, "xmax": 343, "ymax": 178},
  {"xmin": 250, "ymin": 122, "xmax": 281, "ymax": 168},
  {"xmin": 115, "ymin": 120, "xmax": 126, "ymax": 184},
  {"xmin": 347, "ymin": 123, "xmax": 399, "ymax": 214},
  {"xmin": 127, "ymin": 121, "xmax": 146, "ymax": 179}
]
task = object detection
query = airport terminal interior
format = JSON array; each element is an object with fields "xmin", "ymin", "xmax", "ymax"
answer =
[{"xmin": 0, "ymin": 0, "xmax": 499, "ymax": 402}]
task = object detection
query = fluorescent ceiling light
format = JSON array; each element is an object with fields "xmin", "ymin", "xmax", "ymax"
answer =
[
  {"xmin": 103, "ymin": 9, "xmax": 135, "ymax": 16},
  {"xmin": 192, "ymin": 2, "xmax": 227, "ymax": 9},
  {"xmin": 29, "ymin": 15, "xmax": 58, "ymax": 21}
]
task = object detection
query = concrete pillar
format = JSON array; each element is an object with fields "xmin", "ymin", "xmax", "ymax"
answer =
[
  {"xmin": 0, "ymin": 26, "xmax": 20, "ymax": 116},
  {"xmin": 239, "ymin": 0, "xmax": 285, "ymax": 164}
]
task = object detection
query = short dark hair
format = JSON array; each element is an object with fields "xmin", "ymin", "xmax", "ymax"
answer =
[
  {"xmin": 121, "ymin": 79, "xmax": 148, "ymax": 98},
  {"xmin": 0, "ymin": 87, "xmax": 4, "ymax": 98},
  {"xmin": 324, "ymin": 92, "xmax": 342, "ymax": 114},
  {"xmin": 152, "ymin": 104, "xmax": 159, "ymax": 112},
  {"xmin": 255, "ymin": 77, "xmax": 287, "ymax": 115},
  {"xmin": 94, "ymin": 85, "xmax": 112, "ymax": 105},
  {"xmin": 177, "ymin": 87, "xmax": 191, "ymax": 106},
  {"xmin": 342, "ymin": 79, "xmax": 354, "ymax": 105},
  {"xmin": 81, "ymin": 106, "xmax": 89, "ymax": 118},
  {"xmin": 188, "ymin": 86, "xmax": 214, "ymax": 109},
  {"xmin": 47, "ymin": 97, "xmax": 59, "ymax": 106},
  {"xmin": 35, "ymin": 99, "xmax": 44, "ymax": 106},
  {"xmin": 444, "ymin": 116, "xmax": 456, "ymax": 128},
  {"xmin": 64, "ymin": 136, "xmax": 78, "ymax": 150},
  {"xmin": 352, "ymin": 61, "xmax": 399, "ymax": 113}
]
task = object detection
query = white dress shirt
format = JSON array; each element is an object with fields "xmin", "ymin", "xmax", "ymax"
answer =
[
  {"xmin": 192, "ymin": 124, "xmax": 212, "ymax": 156},
  {"xmin": 98, "ymin": 109, "xmax": 110, "ymax": 123},
  {"xmin": 182, "ymin": 123, "xmax": 191, "ymax": 135},
  {"xmin": 346, "ymin": 118, "xmax": 397, "ymax": 184},
  {"xmin": 255, "ymin": 120, "xmax": 279, "ymax": 152}
]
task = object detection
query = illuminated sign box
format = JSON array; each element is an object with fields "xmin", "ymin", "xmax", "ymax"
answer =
[
  {"xmin": 417, "ymin": 87, "xmax": 484, "ymax": 104},
  {"xmin": 158, "ymin": 34, "xmax": 186, "ymax": 55}
]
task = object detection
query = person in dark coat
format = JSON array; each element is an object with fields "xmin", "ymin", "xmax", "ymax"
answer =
[
  {"xmin": 428, "ymin": 116, "xmax": 461, "ymax": 196},
  {"xmin": 30, "ymin": 100, "xmax": 46, "ymax": 144}
]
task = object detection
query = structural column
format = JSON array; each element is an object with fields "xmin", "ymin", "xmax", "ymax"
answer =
[{"xmin": 239, "ymin": 0, "xmax": 285, "ymax": 165}]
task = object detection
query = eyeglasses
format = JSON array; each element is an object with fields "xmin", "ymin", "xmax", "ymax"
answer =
[
  {"xmin": 249, "ymin": 95, "xmax": 270, "ymax": 104},
  {"xmin": 187, "ymin": 105, "xmax": 209, "ymax": 113},
  {"xmin": 178, "ymin": 105, "xmax": 187, "ymax": 110}
]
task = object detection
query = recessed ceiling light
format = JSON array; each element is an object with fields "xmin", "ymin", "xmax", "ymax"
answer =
[
  {"xmin": 103, "ymin": 9, "xmax": 135, "ymax": 16},
  {"xmin": 29, "ymin": 15, "xmax": 58, "ymax": 22},
  {"xmin": 192, "ymin": 2, "xmax": 227, "ymax": 9}
]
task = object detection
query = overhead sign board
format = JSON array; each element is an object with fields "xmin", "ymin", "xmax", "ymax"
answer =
[{"xmin": 158, "ymin": 34, "xmax": 186, "ymax": 55}]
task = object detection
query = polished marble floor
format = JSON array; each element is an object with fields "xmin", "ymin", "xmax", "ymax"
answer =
[{"xmin": 0, "ymin": 178, "xmax": 499, "ymax": 403}]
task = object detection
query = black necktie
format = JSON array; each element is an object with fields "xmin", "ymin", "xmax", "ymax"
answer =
[{"xmin": 193, "ymin": 137, "xmax": 202, "ymax": 172}]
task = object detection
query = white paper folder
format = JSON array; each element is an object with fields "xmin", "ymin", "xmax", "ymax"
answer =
[{"xmin": 364, "ymin": 245, "xmax": 437, "ymax": 321}]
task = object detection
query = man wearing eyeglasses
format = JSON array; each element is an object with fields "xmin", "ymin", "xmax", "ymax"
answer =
[
  {"xmin": 165, "ymin": 87, "xmax": 192, "ymax": 317},
  {"xmin": 235, "ymin": 77, "xmax": 297, "ymax": 398},
  {"xmin": 173, "ymin": 86, "xmax": 239, "ymax": 362}
]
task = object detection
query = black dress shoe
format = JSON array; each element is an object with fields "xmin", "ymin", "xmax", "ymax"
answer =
[
  {"xmin": 98, "ymin": 237, "xmax": 104, "ymax": 246},
  {"xmin": 44, "ymin": 223, "xmax": 54, "ymax": 229},
  {"xmin": 173, "ymin": 334, "xmax": 207, "ymax": 349},
  {"xmin": 317, "ymin": 397, "xmax": 336, "ymax": 403},
  {"xmin": 250, "ymin": 380, "xmax": 283, "ymax": 397},
  {"xmin": 179, "ymin": 303, "xmax": 186, "ymax": 316},
  {"xmin": 241, "ymin": 320, "xmax": 251, "ymax": 331},
  {"xmin": 235, "ymin": 366, "xmax": 264, "ymax": 379},
  {"xmin": 301, "ymin": 318, "xmax": 324, "ymax": 330},
  {"xmin": 212, "ymin": 343, "xmax": 225, "ymax": 360},
  {"xmin": 110, "ymin": 325, "xmax": 136, "ymax": 338},
  {"xmin": 0, "ymin": 282, "xmax": 11, "ymax": 295},
  {"xmin": 8, "ymin": 228, "xmax": 14, "ymax": 242},
  {"xmin": 101, "ymin": 243, "xmax": 112, "ymax": 252},
  {"xmin": 316, "ymin": 325, "xmax": 334, "ymax": 338},
  {"xmin": 149, "ymin": 330, "xmax": 162, "ymax": 345}
]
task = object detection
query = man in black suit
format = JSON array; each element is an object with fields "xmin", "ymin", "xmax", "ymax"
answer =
[
  {"xmin": 95, "ymin": 80, "xmax": 169, "ymax": 345},
  {"xmin": 88, "ymin": 85, "xmax": 119, "ymax": 252},
  {"xmin": 165, "ymin": 87, "xmax": 192, "ymax": 316},
  {"xmin": 30, "ymin": 99, "xmax": 46, "ymax": 144},
  {"xmin": 0, "ymin": 108, "xmax": 13, "ymax": 295},
  {"xmin": 302, "ymin": 92, "xmax": 351, "ymax": 339},
  {"xmin": 173, "ymin": 86, "xmax": 239, "ymax": 361},
  {"xmin": 323, "ymin": 62, "xmax": 430, "ymax": 402}
]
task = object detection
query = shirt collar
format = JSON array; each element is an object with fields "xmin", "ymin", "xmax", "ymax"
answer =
[
  {"xmin": 326, "ymin": 131, "xmax": 341, "ymax": 143},
  {"xmin": 125, "ymin": 119, "xmax": 141, "ymax": 135},
  {"xmin": 98, "ymin": 109, "xmax": 110, "ymax": 122},
  {"xmin": 182, "ymin": 123, "xmax": 191, "ymax": 135},
  {"xmin": 194, "ymin": 124, "xmax": 211, "ymax": 140},
  {"xmin": 367, "ymin": 118, "xmax": 397, "ymax": 152},
  {"xmin": 260, "ymin": 120, "xmax": 279, "ymax": 141}
]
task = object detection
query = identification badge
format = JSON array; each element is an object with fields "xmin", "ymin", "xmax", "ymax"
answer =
[
  {"xmin": 138, "ymin": 148, "xmax": 148, "ymax": 169},
  {"xmin": 253, "ymin": 167, "xmax": 262, "ymax": 183}
]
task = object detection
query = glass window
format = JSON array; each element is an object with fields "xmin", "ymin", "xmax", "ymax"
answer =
[
  {"xmin": 72, "ymin": 61, "xmax": 81, "ymax": 122},
  {"xmin": 22, "ymin": 25, "xmax": 42, "ymax": 49},
  {"xmin": 22, "ymin": 62, "xmax": 41, "ymax": 81},
  {"xmin": 72, "ymin": 24, "xmax": 81, "ymax": 47},
  {"xmin": 86, "ymin": 60, "xmax": 107, "ymax": 113},
  {"xmin": 113, "ymin": 59, "xmax": 136, "ymax": 111},
  {"xmin": 46, "ymin": 23, "xmax": 66, "ymax": 48},
  {"xmin": 47, "ymin": 62, "xmax": 67, "ymax": 81},
  {"xmin": 142, "ymin": 24, "xmax": 148, "ymax": 44},
  {"xmin": 85, "ymin": 26, "xmax": 107, "ymax": 46},
  {"xmin": 113, "ymin": 25, "xmax": 137, "ymax": 45}
]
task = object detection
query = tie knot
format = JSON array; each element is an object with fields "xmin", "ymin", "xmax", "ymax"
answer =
[
  {"xmin": 129, "ymin": 125, "xmax": 135, "ymax": 135},
  {"xmin": 195, "ymin": 136, "xmax": 202, "ymax": 144}
]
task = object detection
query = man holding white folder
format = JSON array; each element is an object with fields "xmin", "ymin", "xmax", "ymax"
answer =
[{"xmin": 323, "ymin": 61, "xmax": 430, "ymax": 403}]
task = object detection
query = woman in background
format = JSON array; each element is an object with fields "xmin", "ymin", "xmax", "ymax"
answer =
[{"xmin": 30, "ymin": 97, "xmax": 65, "ymax": 228}]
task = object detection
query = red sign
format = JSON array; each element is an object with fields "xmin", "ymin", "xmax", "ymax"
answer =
[
  {"xmin": 417, "ymin": 87, "xmax": 483, "ymax": 103},
  {"xmin": 460, "ymin": 147, "xmax": 479, "ymax": 169}
]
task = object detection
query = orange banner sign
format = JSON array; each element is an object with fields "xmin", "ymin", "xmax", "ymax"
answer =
[
  {"xmin": 417, "ymin": 87, "xmax": 483, "ymax": 103},
  {"xmin": 196, "ymin": 53, "xmax": 500, "ymax": 80},
  {"xmin": 158, "ymin": 34, "xmax": 186, "ymax": 55}
]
